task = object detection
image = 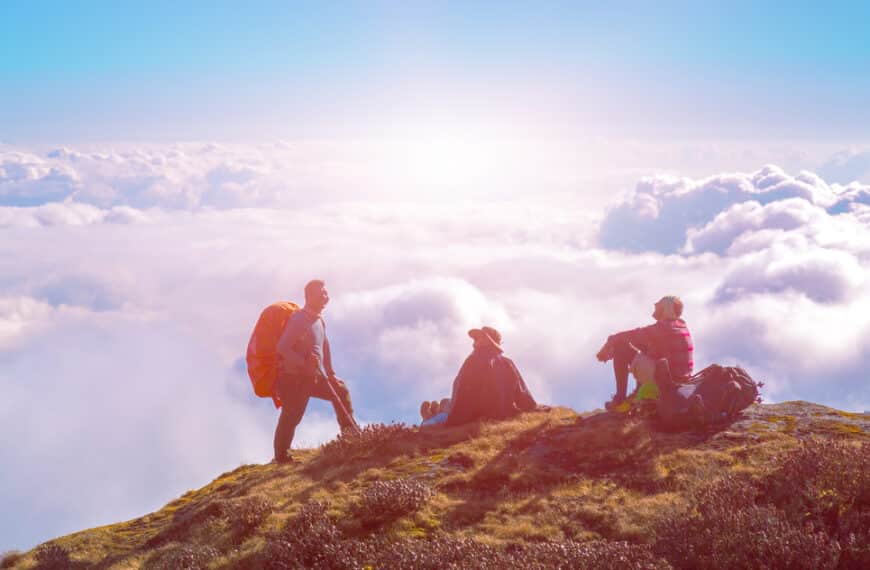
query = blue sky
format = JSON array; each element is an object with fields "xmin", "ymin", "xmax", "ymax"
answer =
[{"xmin": 3, "ymin": 1, "xmax": 870, "ymax": 142}]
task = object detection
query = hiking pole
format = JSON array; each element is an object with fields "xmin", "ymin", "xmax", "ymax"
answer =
[{"xmin": 323, "ymin": 373, "xmax": 362, "ymax": 435}]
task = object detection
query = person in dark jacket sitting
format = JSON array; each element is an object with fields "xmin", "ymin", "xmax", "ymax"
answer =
[
  {"xmin": 596, "ymin": 296, "xmax": 694, "ymax": 411},
  {"xmin": 441, "ymin": 326, "xmax": 538, "ymax": 427}
]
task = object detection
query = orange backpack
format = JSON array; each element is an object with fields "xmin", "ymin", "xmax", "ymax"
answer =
[{"xmin": 246, "ymin": 301, "xmax": 300, "ymax": 406}]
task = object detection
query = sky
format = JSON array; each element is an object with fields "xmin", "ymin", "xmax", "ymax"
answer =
[
  {"xmin": 3, "ymin": 1, "xmax": 870, "ymax": 142},
  {"xmin": 2, "ymin": 0, "xmax": 870, "ymax": 554}
]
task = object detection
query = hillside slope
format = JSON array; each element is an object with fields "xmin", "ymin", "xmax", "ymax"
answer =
[{"xmin": 4, "ymin": 402, "xmax": 869, "ymax": 569}]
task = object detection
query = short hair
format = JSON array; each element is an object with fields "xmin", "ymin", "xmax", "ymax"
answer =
[
  {"xmin": 657, "ymin": 295, "xmax": 684, "ymax": 319},
  {"xmin": 304, "ymin": 279, "xmax": 325, "ymax": 301},
  {"xmin": 673, "ymin": 297, "xmax": 684, "ymax": 318}
]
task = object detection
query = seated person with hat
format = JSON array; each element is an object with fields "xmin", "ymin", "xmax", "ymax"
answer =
[{"xmin": 419, "ymin": 326, "xmax": 539, "ymax": 427}]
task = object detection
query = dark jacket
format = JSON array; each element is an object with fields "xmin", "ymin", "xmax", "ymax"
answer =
[{"xmin": 445, "ymin": 347, "xmax": 537, "ymax": 427}]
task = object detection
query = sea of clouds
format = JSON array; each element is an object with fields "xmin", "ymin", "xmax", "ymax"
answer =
[{"xmin": 1, "ymin": 143, "xmax": 869, "ymax": 551}]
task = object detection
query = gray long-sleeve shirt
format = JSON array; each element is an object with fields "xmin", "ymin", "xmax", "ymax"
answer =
[{"xmin": 275, "ymin": 310, "xmax": 334, "ymax": 377}]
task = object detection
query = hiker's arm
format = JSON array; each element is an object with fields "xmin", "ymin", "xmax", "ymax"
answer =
[
  {"xmin": 507, "ymin": 359, "xmax": 537, "ymax": 411},
  {"xmin": 608, "ymin": 324, "xmax": 655, "ymax": 351},
  {"xmin": 444, "ymin": 370, "xmax": 465, "ymax": 427},
  {"xmin": 450, "ymin": 356, "xmax": 475, "ymax": 402},
  {"xmin": 598, "ymin": 324, "xmax": 654, "ymax": 361},
  {"xmin": 323, "ymin": 335, "xmax": 336, "ymax": 378},
  {"xmin": 449, "ymin": 367, "xmax": 463, "ymax": 403},
  {"xmin": 445, "ymin": 357, "xmax": 474, "ymax": 425}
]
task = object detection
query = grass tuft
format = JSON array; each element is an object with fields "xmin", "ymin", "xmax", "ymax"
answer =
[{"xmin": 0, "ymin": 551, "xmax": 22, "ymax": 569}]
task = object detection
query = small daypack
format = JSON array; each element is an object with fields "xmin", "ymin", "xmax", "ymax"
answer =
[
  {"xmin": 657, "ymin": 364, "xmax": 761, "ymax": 429},
  {"xmin": 246, "ymin": 301, "xmax": 300, "ymax": 404}
]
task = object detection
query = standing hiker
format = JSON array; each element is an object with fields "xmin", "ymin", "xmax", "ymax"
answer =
[
  {"xmin": 272, "ymin": 279, "xmax": 356, "ymax": 463},
  {"xmin": 596, "ymin": 295, "xmax": 694, "ymax": 411}
]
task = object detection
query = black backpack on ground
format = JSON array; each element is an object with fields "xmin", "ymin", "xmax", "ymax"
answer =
[{"xmin": 656, "ymin": 364, "xmax": 762, "ymax": 430}]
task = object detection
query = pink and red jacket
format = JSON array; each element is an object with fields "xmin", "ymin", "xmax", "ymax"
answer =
[{"xmin": 609, "ymin": 319, "xmax": 694, "ymax": 381}]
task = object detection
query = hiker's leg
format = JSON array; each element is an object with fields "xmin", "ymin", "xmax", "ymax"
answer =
[
  {"xmin": 330, "ymin": 378, "xmax": 355, "ymax": 428},
  {"xmin": 654, "ymin": 358, "xmax": 675, "ymax": 392},
  {"xmin": 273, "ymin": 374, "xmax": 310, "ymax": 461},
  {"xmin": 655, "ymin": 360, "xmax": 673, "ymax": 389},
  {"xmin": 611, "ymin": 340, "xmax": 639, "ymax": 401},
  {"xmin": 310, "ymin": 376, "xmax": 356, "ymax": 430},
  {"xmin": 422, "ymin": 411, "xmax": 449, "ymax": 426}
]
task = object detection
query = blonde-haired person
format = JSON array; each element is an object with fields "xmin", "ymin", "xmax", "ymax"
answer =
[{"xmin": 596, "ymin": 296, "xmax": 694, "ymax": 411}]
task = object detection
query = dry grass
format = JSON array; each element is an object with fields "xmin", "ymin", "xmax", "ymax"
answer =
[{"xmin": 7, "ymin": 403, "xmax": 868, "ymax": 569}]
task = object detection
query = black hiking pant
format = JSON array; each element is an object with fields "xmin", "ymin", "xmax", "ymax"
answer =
[
  {"xmin": 612, "ymin": 340, "xmax": 640, "ymax": 401},
  {"xmin": 273, "ymin": 372, "xmax": 354, "ymax": 461}
]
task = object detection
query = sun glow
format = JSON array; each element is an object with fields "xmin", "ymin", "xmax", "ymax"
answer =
[
  {"xmin": 363, "ymin": 132, "xmax": 545, "ymax": 199},
  {"xmin": 398, "ymin": 137, "xmax": 500, "ymax": 189}
]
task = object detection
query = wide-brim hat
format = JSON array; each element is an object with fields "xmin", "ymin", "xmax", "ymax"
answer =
[{"xmin": 468, "ymin": 326, "xmax": 502, "ymax": 349}]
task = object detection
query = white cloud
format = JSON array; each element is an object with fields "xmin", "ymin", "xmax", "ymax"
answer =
[
  {"xmin": 3, "ymin": 141, "xmax": 607, "ymax": 210},
  {"xmin": 4, "ymin": 141, "xmax": 859, "ymax": 213},
  {"xmin": 818, "ymin": 149, "xmax": 870, "ymax": 184},
  {"xmin": 714, "ymin": 244, "xmax": 865, "ymax": 304},
  {"xmin": 0, "ymin": 151, "xmax": 81, "ymax": 206},
  {"xmin": 0, "ymin": 296, "xmax": 56, "ymax": 349},
  {"xmin": 599, "ymin": 165, "xmax": 868, "ymax": 253},
  {"xmin": 0, "ymin": 313, "xmax": 285, "ymax": 543},
  {"xmin": 696, "ymin": 291, "xmax": 870, "ymax": 404},
  {"xmin": 686, "ymin": 198, "xmax": 834, "ymax": 255},
  {"xmin": 1, "ymin": 144, "xmax": 346, "ymax": 209},
  {"xmin": 331, "ymin": 278, "xmax": 510, "ymax": 401},
  {"xmin": 0, "ymin": 201, "xmax": 152, "ymax": 228},
  {"xmin": 1, "ymin": 148, "xmax": 869, "ymax": 552}
]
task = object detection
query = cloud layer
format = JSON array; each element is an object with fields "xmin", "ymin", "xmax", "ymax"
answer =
[
  {"xmin": 1, "ymin": 146, "xmax": 869, "ymax": 552},
  {"xmin": 599, "ymin": 165, "xmax": 869, "ymax": 253}
]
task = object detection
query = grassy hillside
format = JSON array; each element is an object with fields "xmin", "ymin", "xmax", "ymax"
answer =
[{"xmin": 4, "ymin": 402, "xmax": 869, "ymax": 569}]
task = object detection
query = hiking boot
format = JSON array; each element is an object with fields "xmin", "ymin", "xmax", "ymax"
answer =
[
  {"xmin": 272, "ymin": 452, "xmax": 294, "ymax": 465},
  {"xmin": 420, "ymin": 400, "xmax": 433, "ymax": 420},
  {"xmin": 605, "ymin": 396, "xmax": 630, "ymax": 413}
]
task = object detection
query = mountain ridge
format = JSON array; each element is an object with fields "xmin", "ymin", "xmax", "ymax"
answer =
[{"xmin": 3, "ymin": 401, "xmax": 868, "ymax": 569}]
